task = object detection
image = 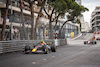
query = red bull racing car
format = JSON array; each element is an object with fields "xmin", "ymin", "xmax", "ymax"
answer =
[{"xmin": 24, "ymin": 42, "xmax": 56, "ymax": 54}]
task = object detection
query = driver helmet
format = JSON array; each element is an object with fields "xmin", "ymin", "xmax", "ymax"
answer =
[{"xmin": 41, "ymin": 40, "xmax": 43, "ymax": 43}]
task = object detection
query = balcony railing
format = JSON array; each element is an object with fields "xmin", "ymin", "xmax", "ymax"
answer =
[{"xmin": 9, "ymin": 14, "xmax": 31, "ymax": 24}]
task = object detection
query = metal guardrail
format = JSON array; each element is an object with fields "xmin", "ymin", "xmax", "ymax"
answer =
[
  {"xmin": 0, "ymin": 39, "xmax": 67, "ymax": 54},
  {"xmin": 0, "ymin": 43, "xmax": 3, "ymax": 53}
]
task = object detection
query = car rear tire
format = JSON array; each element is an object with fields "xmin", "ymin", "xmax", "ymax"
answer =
[
  {"xmin": 84, "ymin": 41, "xmax": 87, "ymax": 44},
  {"xmin": 94, "ymin": 41, "xmax": 97, "ymax": 44},
  {"xmin": 51, "ymin": 45, "xmax": 56, "ymax": 52}
]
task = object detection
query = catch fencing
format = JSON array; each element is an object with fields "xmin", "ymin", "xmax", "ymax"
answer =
[{"xmin": 0, "ymin": 39, "xmax": 67, "ymax": 54}]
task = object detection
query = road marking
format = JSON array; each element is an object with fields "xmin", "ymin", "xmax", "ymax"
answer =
[
  {"xmin": 32, "ymin": 62, "xmax": 36, "ymax": 64},
  {"xmin": 43, "ymin": 59, "xmax": 47, "ymax": 61}
]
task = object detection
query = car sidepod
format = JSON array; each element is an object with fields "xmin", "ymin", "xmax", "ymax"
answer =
[{"xmin": 32, "ymin": 48, "xmax": 37, "ymax": 53}]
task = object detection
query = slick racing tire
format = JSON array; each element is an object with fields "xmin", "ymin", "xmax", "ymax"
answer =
[
  {"xmin": 51, "ymin": 45, "xmax": 56, "ymax": 52},
  {"xmin": 84, "ymin": 41, "xmax": 87, "ymax": 44},
  {"xmin": 43, "ymin": 45, "xmax": 49, "ymax": 54},
  {"xmin": 94, "ymin": 41, "xmax": 97, "ymax": 44}
]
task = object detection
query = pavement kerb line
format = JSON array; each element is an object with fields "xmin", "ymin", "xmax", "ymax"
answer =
[{"xmin": 71, "ymin": 33, "xmax": 82, "ymax": 40}]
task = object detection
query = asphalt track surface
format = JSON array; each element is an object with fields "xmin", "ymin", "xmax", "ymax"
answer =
[{"xmin": 0, "ymin": 40, "xmax": 100, "ymax": 67}]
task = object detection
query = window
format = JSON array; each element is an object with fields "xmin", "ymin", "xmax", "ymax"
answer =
[{"xmin": 96, "ymin": 16, "xmax": 100, "ymax": 20}]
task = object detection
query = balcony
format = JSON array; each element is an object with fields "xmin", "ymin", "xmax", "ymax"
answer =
[
  {"xmin": 0, "ymin": 2, "xmax": 6, "ymax": 8},
  {"xmin": 0, "ymin": 19, "xmax": 31, "ymax": 28},
  {"xmin": 91, "ymin": 14, "xmax": 100, "ymax": 22},
  {"xmin": 92, "ymin": 24, "xmax": 100, "ymax": 28},
  {"xmin": 9, "ymin": 14, "xmax": 31, "ymax": 24}
]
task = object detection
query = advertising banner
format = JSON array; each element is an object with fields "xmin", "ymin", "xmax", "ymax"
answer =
[
  {"xmin": 67, "ymin": 33, "xmax": 71, "ymax": 38},
  {"xmin": 71, "ymin": 32, "xmax": 74, "ymax": 38}
]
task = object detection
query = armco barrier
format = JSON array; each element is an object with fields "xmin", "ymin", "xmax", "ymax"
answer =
[
  {"xmin": 0, "ymin": 39, "xmax": 67, "ymax": 54},
  {"xmin": 0, "ymin": 43, "xmax": 3, "ymax": 53}
]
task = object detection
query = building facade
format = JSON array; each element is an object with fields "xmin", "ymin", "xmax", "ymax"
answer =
[
  {"xmin": 79, "ymin": 17, "xmax": 90, "ymax": 32},
  {"xmin": 76, "ymin": 0, "xmax": 87, "ymax": 32},
  {"xmin": 0, "ymin": 0, "xmax": 80, "ymax": 40},
  {"xmin": 56, "ymin": 15, "xmax": 80, "ymax": 39},
  {"xmin": 91, "ymin": 6, "xmax": 100, "ymax": 32},
  {"xmin": 0, "ymin": 0, "xmax": 45, "ymax": 40}
]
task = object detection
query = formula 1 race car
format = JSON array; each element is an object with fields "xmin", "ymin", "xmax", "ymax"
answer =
[
  {"xmin": 84, "ymin": 40, "xmax": 97, "ymax": 45},
  {"xmin": 24, "ymin": 42, "xmax": 56, "ymax": 54}
]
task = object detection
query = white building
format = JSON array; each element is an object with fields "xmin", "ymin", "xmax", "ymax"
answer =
[
  {"xmin": 85, "ymin": 22, "xmax": 90, "ymax": 32},
  {"xmin": 90, "ymin": 6, "xmax": 100, "ymax": 32},
  {"xmin": 79, "ymin": 17, "xmax": 90, "ymax": 32},
  {"xmin": 79, "ymin": 16, "xmax": 85, "ymax": 32},
  {"xmin": 75, "ymin": 0, "xmax": 88, "ymax": 32}
]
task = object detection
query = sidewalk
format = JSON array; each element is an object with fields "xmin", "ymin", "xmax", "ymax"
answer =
[
  {"xmin": 67, "ymin": 33, "xmax": 82, "ymax": 41},
  {"xmin": 67, "ymin": 33, "xmax": 83, "ymax": 45}
]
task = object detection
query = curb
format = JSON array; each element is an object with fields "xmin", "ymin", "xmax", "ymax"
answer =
[{"xmin": 71, "ymin": 33, "xmax": 82, "ymax": 40}]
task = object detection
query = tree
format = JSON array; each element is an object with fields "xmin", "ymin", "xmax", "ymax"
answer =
[
  {"xmin": 43, "ymin": 0, "xmax": 88, "ymax": 39},
  {"xmin": 1, "ymin": 0, "xmax": 10, "ymax": 40},
  {"xmin": 43, "ymin": 7, "xmax": 55, "ymax": 39},
  {"xmin": 28, "ymin": 0, "xmax": 46, "ymax": 40},
  {"xmin": 59, "ymin": 1, "xmax": 89, "ymax": 32},
  {"xmin": 43, "ymin": 0, "xmax": 68, "ymax": 39},
  {"xmin": 19, "ymin": 0, "xmax": 27, "ymax": 40},
  {"xmin": 28, "ymin": 0, "xmax": 35, "ymax": 40},
  {"xmin": 34, "ymin": 0, "xmax": 46, "ymax": 40}
]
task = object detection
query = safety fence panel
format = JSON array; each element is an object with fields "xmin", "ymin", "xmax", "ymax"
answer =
[
  {"xmin": 0, "ymin": 39, "xmax": 67, "ymax": 54},
  {"xmin": 0, "ymin": 43, "xmax": 3, "ymax": 53}
]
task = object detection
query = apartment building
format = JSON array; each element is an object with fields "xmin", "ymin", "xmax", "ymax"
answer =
[
  {"xmin": 0, "ymin": 0, "xmax": 80, "ymax": 40},
  {"xmin": 56, "ymin": 14, "xmax": 80, "ymax": 39},
  {"xmin": 0, "ymin": 0, "xmax": 48, "ymax": 40},
  {"xmin": 91, "ymin": 6, "xmax": 100, "ymax": 32}
]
